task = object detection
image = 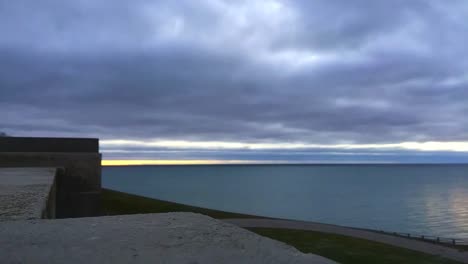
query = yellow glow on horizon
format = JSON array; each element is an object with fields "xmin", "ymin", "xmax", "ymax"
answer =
[{"xmin": 101, "ymin": 160, "xmax": 267, "ymax": 166}]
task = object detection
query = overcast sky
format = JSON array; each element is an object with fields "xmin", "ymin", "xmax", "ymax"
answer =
[{"xmin": 1, "ymin": 0, "xmax": 468, "ymax": 163}]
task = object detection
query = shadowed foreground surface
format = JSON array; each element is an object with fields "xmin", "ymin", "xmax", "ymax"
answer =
[
  {"xmin": 102, "ymin": 188, "xmax": 465, "ymax": 264},
  {"xmin": 0, "ymin": 213, "xmax": 335, "ymax": 264}
]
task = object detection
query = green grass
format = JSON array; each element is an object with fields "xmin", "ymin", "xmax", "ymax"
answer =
[
  {"xmin": 102, "ymin": 188, "xmax": 463, "ymax": 264},
  {"xmin": 249, "ymin": 228, "xmax": 462, "ymax": 264},
  {"xmin": 101, "ymin": 188, "xmax": 264, "ymax": 219}
]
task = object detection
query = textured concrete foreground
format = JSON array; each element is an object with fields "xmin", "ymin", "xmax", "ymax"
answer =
[
  {"xmin": 0, "ymin": 212, "xmax": 337, "ymax": 264},
  {"xmin": 0, "ymin": 167, "xmax": 56, "ymax": 221}
]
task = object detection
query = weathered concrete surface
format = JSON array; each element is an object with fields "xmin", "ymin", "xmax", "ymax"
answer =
[
  {"xmin": 0, "ymin": 152, "xmax": 101, "ymax": 218},
  {"xmin": 0, "ymin": 213, "xmax": 337, "ymax": 264},
  {"xmin": 0, "ymin": 167, "xmax": 56, "ymax": 221},
  {"xmin": 225, "ymin": 218, "xmax": 468, "ymax": 263}
]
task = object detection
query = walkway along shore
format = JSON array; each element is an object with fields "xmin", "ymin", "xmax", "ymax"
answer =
[{"xmin": 224, "ymin": 218, "xmax": 468, "ymax": 263}]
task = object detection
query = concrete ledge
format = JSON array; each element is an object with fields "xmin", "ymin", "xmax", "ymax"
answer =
[
  {"xmin": 0, "ymin": 213, "xmax": 336, "ymax": 264},
  {"xmin": 0, "ymin": 152, "xmax": 101, "ymax": 218},
  {"xmin": 0, "ymin": 168, "xmax": 57, "ymax": 221},
  {"xmin": 0, "ymin": 152, "xmax": 101, "ymax": 189}
]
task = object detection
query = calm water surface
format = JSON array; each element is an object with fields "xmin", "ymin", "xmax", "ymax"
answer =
[{"xmin": 103, "ymin": 164, "xmax": 468, "ymax": 238}]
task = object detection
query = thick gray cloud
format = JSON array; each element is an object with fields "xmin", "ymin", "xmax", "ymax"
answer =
[{"xmin": 1, "ymin": 0, "xmax": 468, "ymax": 160}]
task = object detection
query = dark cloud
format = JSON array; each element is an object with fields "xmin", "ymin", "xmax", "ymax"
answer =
[{"xmin": 1, "ymin": 0, "xmax": 468, "ymax": 160}]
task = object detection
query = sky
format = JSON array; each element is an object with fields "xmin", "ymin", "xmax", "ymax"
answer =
[{"xmin": 1, "ymin": 0, "xmax": 468, "ymax": 164}]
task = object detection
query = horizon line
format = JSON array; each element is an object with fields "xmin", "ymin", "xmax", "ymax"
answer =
[{"xmin": 101, "ymin": 160, "xmax": 468, "ymax": 166}]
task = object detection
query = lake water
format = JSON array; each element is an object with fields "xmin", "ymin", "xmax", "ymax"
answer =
[{"xmin": 103, "ymin": 164, "xmax": 468, "ymax": 239}]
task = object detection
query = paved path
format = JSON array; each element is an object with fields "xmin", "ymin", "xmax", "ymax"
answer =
[{"xmin": 224, "ymin": 218, "xmax": 468, "ymax": 263}]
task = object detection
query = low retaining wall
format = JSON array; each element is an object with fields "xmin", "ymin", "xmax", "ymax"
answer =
[
  {"xmin": 0, "ymin": 137, "xmax": 101, "ymax": 218},
  {"xmin": 0, "ymin": 167, "xmax": 58, "ymax": 221}
]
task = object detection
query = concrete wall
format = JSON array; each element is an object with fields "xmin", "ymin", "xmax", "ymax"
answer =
[
  {"xmin": 0, "ymin": 137, "xmax": 101, "ymax": 218},
  {"xmin": 0, "ymin": 167, "xmax": 58, "ymax": 221},
  {"xmin": 0, "ymin": 137, "xmax": 98, "ymax": 153},
  {"xmin": 42, "ymin": 168, "xmax": 60, "ymax": 219}
]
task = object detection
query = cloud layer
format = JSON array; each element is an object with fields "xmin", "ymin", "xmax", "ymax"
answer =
[{"xmin": 1, "ymin": 0, "xmax": 468, "ymax": 161}]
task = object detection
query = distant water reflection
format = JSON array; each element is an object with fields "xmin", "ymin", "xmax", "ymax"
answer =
[{"xmin": 103, "ymin": 164, "xmax": 468, "ymax": 238}]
